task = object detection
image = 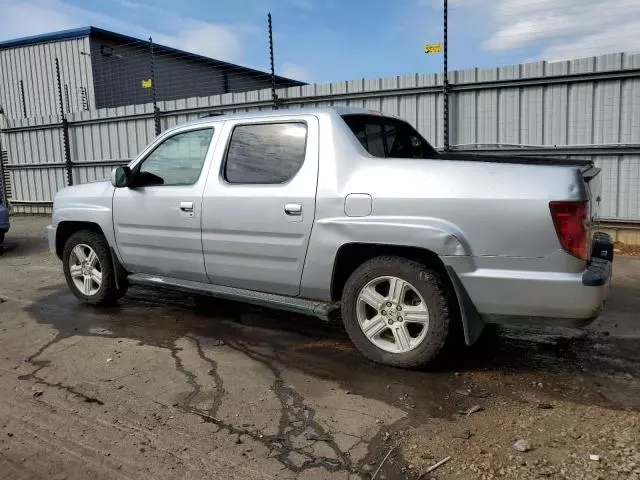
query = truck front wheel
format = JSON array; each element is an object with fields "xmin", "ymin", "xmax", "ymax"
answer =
[
  {"xmin": 62, "ymin": 230, "xmax": 128, "ymax": 305},
  {"xmin": 341, "ymin": 256, "xmax": 451, "ymax": 368}
]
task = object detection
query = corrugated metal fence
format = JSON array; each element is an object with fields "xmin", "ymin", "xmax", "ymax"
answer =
[{"xmin": 1, "ymin": 52, "xmax": 640, "ymax": 235}]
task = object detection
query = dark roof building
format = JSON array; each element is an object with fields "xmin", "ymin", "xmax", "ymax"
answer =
[{"xmin": 0, "ymin": 26, "xmax": 303, "ymax": 120}]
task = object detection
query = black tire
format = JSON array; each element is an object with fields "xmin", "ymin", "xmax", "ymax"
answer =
[
  {"xmin": 0, "ymin": 231, "xmax": 4, "ymax": 244},
  {"xmin": 62, "ymin": 230, "xmax": 128, "ymax": 305},
  {"xmin": 341, "ymin": 256, "xmax": 451, "ymax": 368}
]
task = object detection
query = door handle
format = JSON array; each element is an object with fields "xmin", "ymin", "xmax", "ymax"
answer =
[
  {"xmin": 284, "ymin": 203, "xmax": 302, "ymax": 216},
  {"xmin": 180, "ymin": 201, "xmax": 194, "ymax": 212}
]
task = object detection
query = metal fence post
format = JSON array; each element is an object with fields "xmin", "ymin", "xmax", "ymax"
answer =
[
  {"xmin": 64, "ymin": 84, "xmax": 71, "ymax": 113},
  {"xmin": 0, "ymin": 148, "xmax": 9, "ymax": 206},
  {"xmin": 443, "ymin": 0, "xmax": 450, "ymax": 152},
  {"xmin": 55, "ymin": 58, "xmax": 73, "ymax": 186},
  {"xmin": 149, "ymin": 37, "xmax": 161, "ymax": 136},
  {"xmin": 268, "ymin": 13, "xmax": 278, "ymax": 109},
  {"xmin": 19, "ymin": 80, "xmax": 27, "ymax": 118}
]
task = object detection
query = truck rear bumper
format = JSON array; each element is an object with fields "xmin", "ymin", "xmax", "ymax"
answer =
[
  {"xmin": 456, "ymin": 236, "xmax": 613, "ymax": 327},
  {"xmin": 459, "ymin": 268, "xmax": 609, "ymax": 326}
]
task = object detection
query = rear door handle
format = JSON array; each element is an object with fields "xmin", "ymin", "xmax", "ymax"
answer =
[
  {"xmin": 180, "ymin": 201, "xmax": 194, "ymax": 212},
  {"xmin": 284, "ymin": 203, "xmax": 302, "ymax": 216}
]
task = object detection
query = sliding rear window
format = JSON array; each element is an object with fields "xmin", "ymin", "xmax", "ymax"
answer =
[{"xmin": 341, "ymin": 114, "xmax": 437, "ymax": 159}]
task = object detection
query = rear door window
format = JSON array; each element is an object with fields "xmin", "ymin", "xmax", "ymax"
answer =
[
  {"xmin": 224, "ymin": 122, "xmax": 307, "ymax": 184},
  {"xmin": 342, "ymin": 114, "xmax": 437, "ymax": 159}
]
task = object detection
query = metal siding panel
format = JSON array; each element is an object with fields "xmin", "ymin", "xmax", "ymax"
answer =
[
  {"xmin": 330, "ymin": 81, "xmax": 347, "ymax": 95},
  {"xmin": 68, "ymin": 40, "xmax": 79, "ymax": 113},
  {"xmin": 135, "ymin": 119, "xmax": 148, "ymax": 153},
  {"xmin": 51, "ymin": 127, "xmax": 64, "ymax": 165},
  {"xmin": 623, "ymin": 53, "xmax": 640, "ymax": 69},
  {"xmin": 0, "ymin": 53, "xmax": 10, "ymax": 118},
  {"xmin": 21, "ymin": 45, "xmax": 33, "ymax": 117},
  {"xmin": 620, "ymin": 79, "xmax": 640, "ymax": 144},
  {"xmin": 32, "ymin": 45, "xmax": 45, "ymax": 117},
  {"xmin": 498, "ymin": 88, "xmax": 518, "ymax": 145},
  {"xmin": 116, "ymin": 117, "xmax": 130, "ymax": 159},
  {"xmin": 380, "ymin": 95, "xmax": 398, "ymax": 117},
  {"xmin": 477, "ymin": 89, "xmax": 497, "ymax": 145},
  {"xmin": 476, "ymin": 67, "xmax": 496, "ymax": 82},
  {"xmin": 454, "ymin": 91, "xmax": 476, "ymax": 146},
  {"xmin": 364, "ymin": 97, "xmax": 381, "ymax": 111},
  {"xmin": 520, "ymin": 87, "xmax": 543, "ymax": 145},
  {"xmin": 569, "ymin": 57, "xmax": 595, "ymax": 75},
  {"xmin": 18, "ymin": 46, "xmax": 31, "ymax": 116},
  {"xmin": 33, "ymin": 43, "xmax": 48, "ymax": 117},
  {"xmin": 417, "ymin": 92, "xmax": 440, "ymax": 148},
  {"xmin": 399, "ymin": 74, "xmax": 418, "ymax": 89},
  {"xmin": 44, "ymin": 43, "xmax": 57, "ymax": 117},
  {"xmin": 83, "ymin": 37, "xmax": 95, "ymax": 109},
  {"xmin": 618, "ymin": 155, "xmax": 640, "ymax": 219},
  {"xmin": 11, "ymin": 169, "xmax": 23, "ymax": 201},
  {"xmin": 108, "ymin": 118, "xmax": 120, "ymax": 160},
  {"xmin": 6, "ymin": 49, "xmax": 20, "ymax": 118},
  {"xmin": 14, "ymin": 131, "xmax": 26, "ymax": 165},
  {"xmin": 596, "ymin": 53, "xmax": 623, "ymax": 72},
  {"xmin": 617, "ymin": 230, "xmax": 639, "ymax": 245},
  {"xmin": 593, "ymin": 81, "xmax": 621, "ymax": 144},
  {"xmin": 522, "ymin": 61, "xmax": 544, "ymax": 78},
  {"xmin": 593, "ymin": 156, "xmax": 618, "ymax": 219},
  {"xmin": 99, "ymin": 122, "xmax": 110, "ymax": 162},
  {"xmin": 499, "ymin": 65, "xmax": 519, "ymax": 81},
  {"xmin": 546, "ymin": 60, "xmax": 569, "ymax": 76},
  {"xmin": 70, "ymin": 124, "xmax": 82, "ymax": 162},
  {"xmin": 84, "ymin": 122, "xmax": 96, "ymax": 162},
  {"xmin": 568, "ymin": 83, "xmax": 594, "ymax": 145},
  {"xmin": 543, "ymin": 84, "xmax": 568, "ymax": 145},
  {"xmin": 399, "ymin": 95, "xmax": 417, "ymax": 129}
]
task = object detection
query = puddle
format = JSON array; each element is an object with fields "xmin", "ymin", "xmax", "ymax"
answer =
[{"xmin": 25, "ymin": 285, "xmax": 640, "ymax": 414}]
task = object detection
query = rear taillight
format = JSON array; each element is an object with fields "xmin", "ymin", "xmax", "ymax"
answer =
[{"xmin": 549, "ymin": 201, "xmax": 588, "ymax": 260}]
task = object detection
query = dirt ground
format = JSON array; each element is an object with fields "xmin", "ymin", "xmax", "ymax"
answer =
[{"xmin": 0, "ymin": 216, "xmax": 638, "ymax": 480}]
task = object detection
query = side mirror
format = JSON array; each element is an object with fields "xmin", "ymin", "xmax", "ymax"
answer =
[{"xmin": 111, "ymin": 166, "xmax": 131, "ymax": 188}]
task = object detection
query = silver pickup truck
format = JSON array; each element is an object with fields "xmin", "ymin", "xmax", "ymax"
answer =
[{"xmin": 47, "ymin": 107, "xmax": 613, "ymax": 368}]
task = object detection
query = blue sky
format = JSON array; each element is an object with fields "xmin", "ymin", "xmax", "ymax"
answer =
[{"xmin": 1, "ymin": 0, "xmax": 639, "ymax": 83}]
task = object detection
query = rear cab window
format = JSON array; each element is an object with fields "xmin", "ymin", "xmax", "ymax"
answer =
[{"xmin": 341, "ymin": 114, "xmax": 437, "ymax": 159}]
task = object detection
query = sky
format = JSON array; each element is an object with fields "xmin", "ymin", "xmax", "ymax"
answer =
[{"xmin": 1, "ymin": 0, "xmax": 639, "ymax": 83}]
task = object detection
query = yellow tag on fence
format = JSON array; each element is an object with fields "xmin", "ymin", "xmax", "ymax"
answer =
[
  {"xmin": 424, "ymin": 43, "xmax": 442, "ymax": 54},
  {"xmin": 141, "ymin": 79, "xmax": 153, "ymax": 88}
]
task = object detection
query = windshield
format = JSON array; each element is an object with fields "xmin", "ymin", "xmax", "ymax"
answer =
[{"xmin": 341, "ymin": 114, "xmax": 438, "ymax": 159}]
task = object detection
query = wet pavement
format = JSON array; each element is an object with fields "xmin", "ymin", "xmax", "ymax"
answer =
[{"xmin": 0, "ymin": 216, "xmax": 638, "ymax": 479}]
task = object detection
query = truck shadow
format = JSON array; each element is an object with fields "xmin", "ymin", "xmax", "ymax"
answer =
[{"xmin": 26, "ymin": 285, "xmax": 640, "ymax": 414}]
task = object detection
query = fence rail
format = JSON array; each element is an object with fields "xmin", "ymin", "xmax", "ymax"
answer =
[{"xmin": 1, "ymin": 52, "xmax": 640, "ymax": 226}]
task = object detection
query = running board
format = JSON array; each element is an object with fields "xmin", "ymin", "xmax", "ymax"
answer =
[{"xmin": 127, "ymin": 273, "xmax": 339, "ymax": 321}]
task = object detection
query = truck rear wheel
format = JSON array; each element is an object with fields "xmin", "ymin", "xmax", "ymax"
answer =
[
  {"xmin": 62, "ymin": 230, "xmax": 128, "ymax": 305},
  {"xmin": 341, "ymin": 256, "xmax": 451, "ymax": 368}
]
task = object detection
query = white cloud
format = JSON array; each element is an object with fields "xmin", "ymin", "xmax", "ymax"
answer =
[
  {"xmin": 481, "ymin": 0, "xmax": 640, "ymax": 60},
  {"xmin": 0, "ymin": 0, "xmax": 245, "ymax": 63},
  {"xmin": 280, "ymin": 63, "xmax": 312, "ymax": 81},
  {"xmin": 0, "ymin": 0, "xmax": 112, "ymax": 39},
  {"xmin": 155, "ymin": 23, "xmax": 244, "ymax": 62}
]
